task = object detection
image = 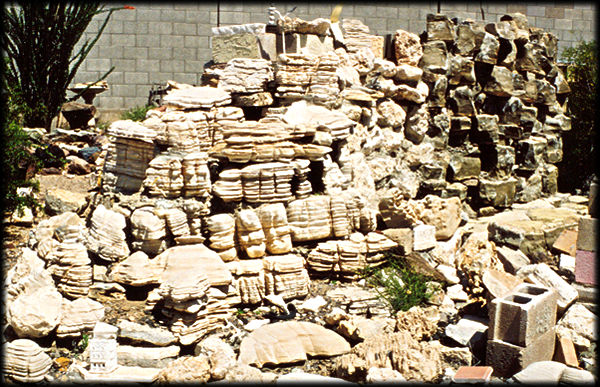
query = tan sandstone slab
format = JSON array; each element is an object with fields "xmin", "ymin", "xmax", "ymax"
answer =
[{"xmin": 239, "ymin": 321, "xmax": 350, "ymax": 367}]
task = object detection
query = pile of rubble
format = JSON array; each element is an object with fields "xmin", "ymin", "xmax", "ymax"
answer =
[{"xmin": 3, "ymin": 9, "xmax": 597, "ymax": 384}]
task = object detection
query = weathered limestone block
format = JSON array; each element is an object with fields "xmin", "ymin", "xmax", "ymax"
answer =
[
  {"xmin": 110, "ymin": 251, "xmax": 166, "ymax": 286},
  {"xmin": 515, "ymin": 42, "xmax": 549, "ymax": 75},
  {"xmin": 484, "ymin": 66, "xmax": 523, "ymax": 97},
  {"xmin": 56, "ymin": 297, "xmax": 105, "ymax": 338},
  {"xmin": 206, "ymin": 213, "xmax": 237, "ymax": 261},
  {"xmin": 182, "ymin": 152, "xmax": 211, "ymax": 197},
  {"xmin": 478, "ymin": 176, "xmax": 518, "ymax": 208},
  {"xmin": 447, "ymin": 54, "xmax": 476, "ymax": 85},
  {"xmin": 454, "ymin": 20, "xmax": 486, "ymax": 56},
  {"xmin": 555, "ymin": 303, "xmax": 598, "ymax": 352},
  {"xmin": 426, "ymin": 13, "xmax": 455, "ymax": 42},
  {"xmin": 3, "ymin": 339, "xmax": 53, "ymax": 383},
  {"xmin": 334, "ymin": 330, "xmax": 442, "ymax": 382},
  {"xmin": 212, "ymin": 32, "xmax": 262, "ymax": 63},
  {"xmin": 46, "ymin": 242, "xmax": 92, "ymax": 299},
  {"xmin": 236, "ymin": 208, "xmax": 266, "ymax": 258},
  {"xmin": 475, "ymin": 32, "xmax": 499, "ymax": 64},
  {"xmin": 239, "ymin": 321, "xmax": 350, "ymax": 367},
  {"xmin": 456, "ymin": 231, "xmax": 504, "ymax": 296},
  {"xmin": 264, "ymin": 254, "xmax": 310, "ymax": 299},
  {"xmin": 448, "ymin": 155, "xmax": 481, "ymax": 182},
  {"xmin": 163, "ymin": 86, "xmax": 231, "ymax": 109},
  {"xmin": 86, "ymin": 204, "xmax": 130, "ymax": 262},
  {"xmin": 516, "ymin": 263, "xmax": 578, "ymax": 312},
  {"xmin": 257, "ymin": 203, "xmax": 292, "ymax": 255},
  {"xmin": 405, "ymin": 104, "xmax": 430, "ymax": 143},
  {"xmin": 393, "ymin": 30, "xmax": 422, "ymax": 66},
  {"xmin": 218, "ymin": 58, "xmax": 273, "ymax": 93},
  {"xmin": 448, "ymin": 85, "xmax": 476, "ymax": 116},
  {"xmin": 143, "ymin": 153, "xmax": 184, "ymax": 198},
  {"xmin": 420, "ymin": 40, "xmax": 448, "ymax": 74},
  {"xmin": 103, "ymin": 120, "xmax": 157, "ymax": 193},
  {"xmin": 130, "ymin": 207, "xmax": 167, "ymax": 255},
  {"xmin": 377, "ymin": 99, "xmax": 406, "ymax": 129},
  {"xmin": 287, "ymin": 196, "xmax": 333, "ymax": 242}
]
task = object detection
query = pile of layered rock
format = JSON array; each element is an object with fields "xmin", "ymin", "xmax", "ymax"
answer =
[{"xmin": 3, "ymin": 8, "xmax": 596, "ymax": 385}]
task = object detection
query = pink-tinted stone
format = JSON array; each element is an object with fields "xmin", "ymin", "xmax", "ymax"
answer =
[{"xmin": 575, "ymin": 249, "xmax": 597, "ymax": 285}]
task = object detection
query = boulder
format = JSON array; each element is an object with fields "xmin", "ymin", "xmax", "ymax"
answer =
[
  {"xmin": 44, "ymin": 188, "xmax": 88, "ymax": 215},
  {"xmin": 3, "ymin": 339, "xmax": 53, "ymax": 383},
  {"xmin": 239, "ymin": 321, "xmax": 351, "ymax": 367}
]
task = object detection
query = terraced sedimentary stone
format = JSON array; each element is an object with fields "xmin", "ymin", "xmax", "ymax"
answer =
[
  {"xmin": 3, "ymin": 339, "xmax": 53, "ymax": 383},
  {"xmin": 103, "ymin": 120, "xmax": 157, "ymax": 193},
  {"xmin": 130, "ymin": 207, "xmax": 167, "ymax": 255},
  {"xmin": 162, "ymin": 86, "xmax": 231, "ymax": 109},
  {"xmin": 218, "ymin": 58, "xmax": 274, "ymax": 93},
  {"xmin": 110, "ymin": 251, "xmax": 166, "ymax": 286},
  {"xmin": 7, "ymin": 276, "xmax": 63, "ymax": 338},
  {"xmin": 239, "ymin": 321, "xmax": 350, "ymax": 367},
  {"xmin": 257, "ymin": 203, "xmax": 292, "ymax": 255},
  {"xmin": 264, "ymin": 254, "xmax": 310, "ymax": 299},
  {"xmin": 45, "ymin": 242, "xmax": 92, "ymax": 298},
  {"xmin": 236, "ymin": 209, "xmax": 266, "ymax": 259},
  {"xmin": 159, "ymin": 207, "xmax": 190, "ymax": 238},
  {"xmin": 149, "ymin": 245, "xmax": 234, "ymax": 345},
  {"xmin": 56, "ymin": 297, "xmax": 105, "ymax": 338},
  {"xmin": 287, "ymin": 196, "xmax": 333, "ymax": 242},
  {"xmin": 181, "ymin": 152, "xmax": 211, "ymax": 197},
  {"xmin": 86, "ymin": 204, "xmax": 130, "ymax": 262},
  {"xmin": 206, "ymin": 213, "xmax": 238, "ymax": 261},
  {"xmin": 143, "ymin": 153, "xmax": 184, "ymax": 198},
  {"xmin": 117, "ymin": 320, "xmax": 177, "ymax": 347}
]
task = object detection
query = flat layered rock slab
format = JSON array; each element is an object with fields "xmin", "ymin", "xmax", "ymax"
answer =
[
  {"xmin": 77, "ymin": 364, "xmax": 161, "ymax": 383},
  {"xmin": 239, "ymin": 321, "xmax": 351, "ymax": 367}
]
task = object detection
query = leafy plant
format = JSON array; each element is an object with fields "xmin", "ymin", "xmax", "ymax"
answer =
[
  {"xmin": 120, "ymin": 104, "xmax": 154, "ymax": 121},
  {"xmin": 2, "ymin": 2, "xmax": 131, "ymax": 130},
  {"xmin": 1, "ymin": 122, "xmax": 43, "ymax": 216},
  {"xmin": 360, "ymin": 255, "xmax": 433, "ymax": 314},
  {"xmin": 73, "ymin": 333, "xmax": 89, "ymax": 355},
  {"xmin": 557, "ymin": 40, "xmax": 597, "ymax": 194}
]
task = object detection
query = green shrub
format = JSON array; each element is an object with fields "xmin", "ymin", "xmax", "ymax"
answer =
[
  {"xmin": 120, "ymin": 105, "xmax": 154, "ymax": 121},
  {"xmin": 360, "ymin": 254, "xmax": 433, "ymax": 314},
  {"xmin": 2, "ymin": 3, "xmax": 130, "ymax": 129},
  {"xmin": 558, "ymin": 40, "xmax": 597, "ymax": 194},
  {"xmin": 1, "ymin": 122, "xmax": 43, "ymax": 216}
]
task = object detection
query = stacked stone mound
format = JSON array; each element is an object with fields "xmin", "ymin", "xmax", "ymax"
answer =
[
  {"xmin": 51, "ymin": 11, "xmax": 574, "ymax": 352},
  {"xmin": 414, "ymin": 13, "xmax": 571, "ymax": 208}
]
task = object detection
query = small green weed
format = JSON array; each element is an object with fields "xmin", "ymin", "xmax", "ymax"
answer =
[
  {"xmin": 120, "ymin": 104, "xmax": 153, "ymax": 121},
  {"xmin": 360, "ymin": 255, "xmax": 433, "ymax": 314},
  {"xmin": 73, "ymin": 333, "xmax": 89, "ymax": 354}
]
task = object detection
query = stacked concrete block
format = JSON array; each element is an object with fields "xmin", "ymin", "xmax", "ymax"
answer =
[{"xmin": 486, "ymin": 283, "xmax": 558, "ymax": 377}]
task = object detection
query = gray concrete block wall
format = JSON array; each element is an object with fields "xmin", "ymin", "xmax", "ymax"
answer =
[{"xmin": 69, "ymin": 2, "xmax": 596, "ymax": 115}]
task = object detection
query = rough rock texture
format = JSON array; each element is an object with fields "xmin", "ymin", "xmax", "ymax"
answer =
[{"xmin": 239, "ymin": 321, "xmax": 351, "ymax": 367}]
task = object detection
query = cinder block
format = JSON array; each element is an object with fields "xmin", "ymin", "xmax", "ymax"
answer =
[
  {"xmin": 488, "ymin": 283, "xmax": 557, "ymax": 347},
  {"xmin": 486, "ymin": 326, "xmax": 556, "ymax": 377}
]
